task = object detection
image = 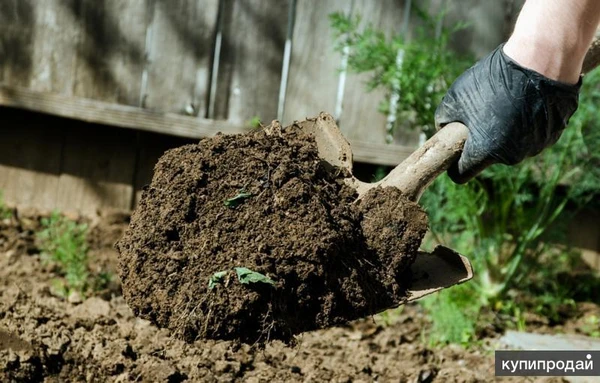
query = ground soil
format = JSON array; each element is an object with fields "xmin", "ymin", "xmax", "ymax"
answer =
[
  {"xmin": 1, "ymin": 208, "xmax": 596, "ymax": 382},
  {"xmin": 116, "ymin": 122, "xmax": 427, "ymax": 343}
]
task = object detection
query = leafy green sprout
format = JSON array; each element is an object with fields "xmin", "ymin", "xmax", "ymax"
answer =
[
  {"xmin": 208, "ymin": 271, "xmax": 228, "ymax": 290},
  {"xmin": 581, "ymin": 315, "xmax": 600, "ymax": 338},
  {"xmin": 328, "ymin": 7, "xmax": 472, "ymax": 136},
  {"xmin": 36, "ymin": 211, "xmax": 112, "ymax": 299},
  {"xmin": 36, "ymin": 211, "xmax": 90, "ymax": 298},
  {"xmin": 0, "ymin": 191, "xmax": 12, "ymax": 220},
  {"xmin": 224, "ymin": 190, "xmax": 253, "ymax": 208},
  {"xmin": 249, "ymin": 116, "xmax": 262, "ymax": 129},
  {"xmin": 234, "ymin": 267, "xmax": 275, "ymax": 286},
  {"xmin": 208, "ymin": 267, "xmax": 275, "ymax": 290}
]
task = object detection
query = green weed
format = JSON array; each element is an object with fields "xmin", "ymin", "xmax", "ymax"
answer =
[
  {"xmin": 581, "ymin": 315, "xmax": 600, "ymax": 338},
  {"xmin": 0, "ymin": 191, "xmax": 12, "ymax": 220},
  {"xmin": 208, "ymin": 271, "xmax": 228, "ymax": 290},
  {"xmin": 235, "ymin": 267, "xmax": 275, "ymax": 286},
  {"xmin": 224, "ymin": 190, "xmax": 253, "ymax": 208},
  {"xmin": 421, "ymin": 283, "xmax": 481, "ymax": 346},
  {"xmin": 208, "ymin": 268, "xmax": 275, "ymax": 291},
  {"xmin": 330, "ymin": 5, "xmax": 600, "ymax": 345},
  {"xmin": 248, "ymin": 116, "xmax": 262, "ymax": 129},
  {"xmin": 36, "ymin": 211, "xmax": 110, "ymax": 299},
  {"xmin": 374, "ymin": 306, "xmax": 404, "ymax": 327},
  {"xmin": 329, "ymin": 7, "xmax": 472, "ymax": 137}
]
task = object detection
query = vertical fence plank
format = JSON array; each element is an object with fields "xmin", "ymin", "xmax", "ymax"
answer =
[
  {"xmin": 212, "ymin": 0, "xmax": 289, "ymax": 125},
  {"xmin": 338, "ymin": 0, "xmax": 417, "ymax": 148},
  {"xmin": 72, "ymin": 0, "xmax": 147, "ymax": 105},
  {"xmin": 27, "ymin": 0, "xmax": 82, "ymax": 94},
  {"xmin": 142, "ymin": 0, "xmax": 219, "ymax": 116},
  {"xmin": 0, "ymin": 0, "xmax": 36, "ymax": 88},
  {"xmin": 282, "ymin": 1, "xmax": 351, "ymax": 125}
]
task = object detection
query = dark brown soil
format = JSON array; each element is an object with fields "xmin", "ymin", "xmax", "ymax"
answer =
[
  {"xmin": 1, "ymin": 208, "xmax": 592, "ymax": 382},
  {"xmin": 115, "ymin": 121, "xmax": 428, "ymax": 343}
]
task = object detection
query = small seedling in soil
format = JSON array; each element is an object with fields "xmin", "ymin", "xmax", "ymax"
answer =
[
  {"xmin": 37, "ymin": 212, "xmax": 90, "ymax": 298},
  {"xmin": 223, "ymin": 190, "xmax": 253, "ymax": 208},
  {"xmin": 249, "ymin": 116, "xmax": 262, "ymax": 129},
  {"xmin": 36, "ymin": 211, "xmax": 111, "ymax": 300},
  {"xmin": 582, "ymin": 315, "xmax": 600, "ymax": 338},
  {"xmin": 209, "ymin": 268, "xmax": 275, "ymax": 290},
  {"xmin": 234, "ymin": 267, "xmax": 275, "ymax": 286},
  {"xmin": 208, "ymin": 271, "xmax": 228, "ymax": 290},
  {"xmin": 0, "ymin": 191, "xmax": 13, "ymax": 220}
]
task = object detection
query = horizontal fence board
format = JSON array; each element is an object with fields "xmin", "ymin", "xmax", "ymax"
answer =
[
  {"xmin": 0, "ymin": 85, "xmax": 414, "ymax": 166},
  {"xmin": 349, "ymin": 140, "xmax": 416, "ymax": 166},
  {"xmin": 213, "ymin": 0, "xmax": 289, "ymax": 124},
  {"xmin": 0, "ymin": 85, "xmax": 247, "ymax": 138}
]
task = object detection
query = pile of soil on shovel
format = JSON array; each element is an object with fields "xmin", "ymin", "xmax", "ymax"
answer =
[{"xmin": 116, "ymin": 118, "xmax": 428, "ymax": 344}]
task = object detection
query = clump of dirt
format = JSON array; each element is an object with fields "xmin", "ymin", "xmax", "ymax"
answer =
[{"xmin": 116, "ymin": 120, "xmax": 428, "ymax": 343}]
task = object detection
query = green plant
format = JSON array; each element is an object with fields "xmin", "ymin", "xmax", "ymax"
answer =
[
  {"xmin": 329, "ymin": 7, "xmax": 472, "ymax": 137},
  {"xmin": 374, "ymin": 306, "xmax": 404, "ymax": 327},
  {"xmin": 208, "ymin": 268, "xmax": 276, "ymax": 290},
  {"xmin": 249, "ymin": 116, "xmax": 262, "ymax": 129},
  {"xmin": 0, "ymin": 191, "xmax": 12, "ymax": 219},
  {"xmin": 208, "ymin": 271, "xmax": 228, "ymax": 290},
  {"xmin": 418, "ymin": 68, "xmax": 600, "ymax": 342},
  {"xmin": 235, "ymin": 267, "xmax": 275, "ymax": 286},
  {"xmin": 224, "ymin": 190, "xmax": 253, "ymax": 208},
  {"xmin": 37, "ymin": 211, "xmax": 93, "ymax": 298},
  {"xmin": 581, "ymin": 315, "xmax": 600, "ymax": 338},
  {"xmin": 330, "ymin": 5, "xmax": 600, "ymax": 345},
  {"xmin": 421, "ymin": 283, "xmax": 481, "ymax": 346}
]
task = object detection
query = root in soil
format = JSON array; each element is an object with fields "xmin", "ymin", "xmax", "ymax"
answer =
[{"xmin": 116, "ymin": 120, "xmax": 428, "ymax": 344}]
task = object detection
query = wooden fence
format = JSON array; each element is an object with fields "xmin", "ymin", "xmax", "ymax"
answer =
[{"xmin": 0, "ymin": 0, "xmax": 524, "ymax": 213}]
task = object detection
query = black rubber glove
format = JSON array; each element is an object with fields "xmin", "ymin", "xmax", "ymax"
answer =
[{"xmin": 435, "ymin": 43, "xmax": 582, "ymax": 184}]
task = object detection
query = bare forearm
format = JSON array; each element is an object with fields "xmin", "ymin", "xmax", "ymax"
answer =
[{"xmin": 504, "ymin": 0, "xmax": 600, "ymax": 83}]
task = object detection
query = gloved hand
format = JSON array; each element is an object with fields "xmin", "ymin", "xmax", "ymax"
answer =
[{"xmin": 434, "ymin": 44, "xmax": 582, "ymax": 184}]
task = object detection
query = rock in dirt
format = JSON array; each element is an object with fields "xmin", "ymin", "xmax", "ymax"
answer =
[{"xmin": 116, "ymin": 120, "xmax": 428, "ymax": 344}]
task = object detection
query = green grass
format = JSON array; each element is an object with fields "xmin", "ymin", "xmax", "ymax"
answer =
[{"xmin": 36, "ymin": 211, "xmax": 94, "ymax": 298}]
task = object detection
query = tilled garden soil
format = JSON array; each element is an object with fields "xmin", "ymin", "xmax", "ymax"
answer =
[
  {"xmin": 116, "ymin": 121, "xmax": 427, "ymax": 343},
  {"xmin": 1, "ymin": 204, "xmax": 592, "ymax": 381}
]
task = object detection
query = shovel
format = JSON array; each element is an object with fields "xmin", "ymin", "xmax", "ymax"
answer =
[
  {"xmin": 296, "ymin": 114, "xmax": 472, "ymax": 304},
  {"xmin": 294, "ymin": 38, "xmax": 600, "ymax": 304}
]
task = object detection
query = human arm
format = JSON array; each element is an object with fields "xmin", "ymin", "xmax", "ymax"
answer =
[{"xmin": 435, "ymin": 0, "xmax": 600, "ymax": 184}]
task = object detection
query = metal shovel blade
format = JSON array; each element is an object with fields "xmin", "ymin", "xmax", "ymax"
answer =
[
  {"xmin": 406, "ymin": 245, "xmax": 473, "ymax": 302},
  {"xmin": 293, "ymin": 113, "xmax": 473, "ymax": 303}
]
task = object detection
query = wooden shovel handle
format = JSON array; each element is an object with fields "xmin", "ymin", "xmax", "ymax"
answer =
[
  {"xmin": 375, "ymin": 37, "xmax": 600, "ymax": 202},
  {"xmin": 376, "ymin": 122, "xmax": 468, "ymax": 201}
]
